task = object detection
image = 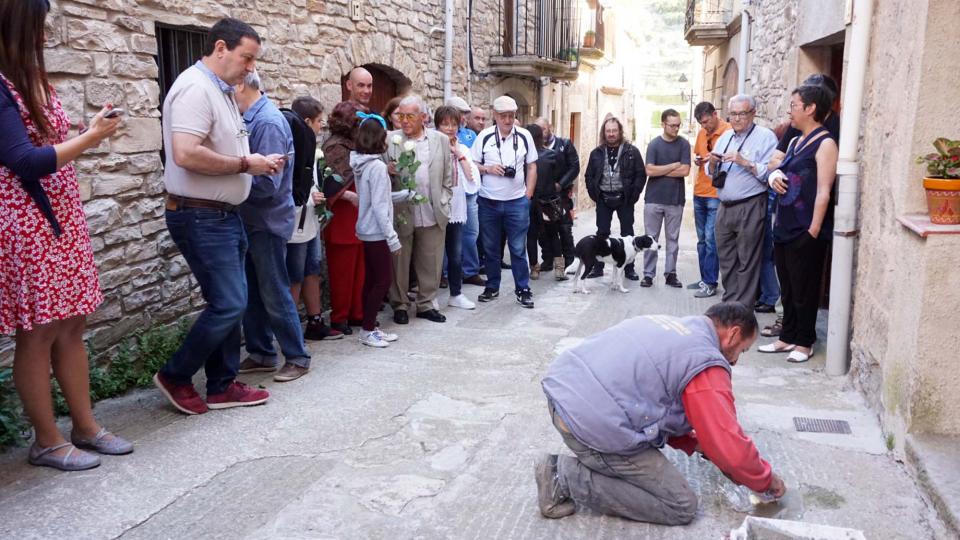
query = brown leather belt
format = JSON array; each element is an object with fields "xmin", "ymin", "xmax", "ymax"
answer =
[{"xmin": 165, "ymin": 194, "xmax": 237, "ymax": 213}]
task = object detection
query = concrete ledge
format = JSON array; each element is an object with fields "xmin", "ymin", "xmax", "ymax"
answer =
[{"xmin": 905, "ymin": 433, "xmax": 960, "ymax": 538}]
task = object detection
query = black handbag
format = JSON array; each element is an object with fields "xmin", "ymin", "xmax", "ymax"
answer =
[{"xmin": 538, "ymin": 195, "xmax": 566, "ymax": 223}]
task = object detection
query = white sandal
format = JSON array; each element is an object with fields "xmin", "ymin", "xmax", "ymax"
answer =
[
  {"xmin": 787, "ymin": 349, "xmax": 814, "ymax": 363},
  {"xmin": 758, "ymin": 343, "xmax": 796, "ymax": 353}
]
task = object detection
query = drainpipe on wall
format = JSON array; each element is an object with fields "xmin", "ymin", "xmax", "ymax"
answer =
[
  {"xmin": 826, "ymin": 0, "xmax": 874, "ymax": 376},
  {"xmin": 538, "ymin": 76, "xmax": 551, "ymax": 119},
  {"xmin": 443, "ymin": 0, "xmax": 454, "ymax": 102},
  {"xmin": 737, "ymin": 8, "xmax": 750, "ymax": 93}
]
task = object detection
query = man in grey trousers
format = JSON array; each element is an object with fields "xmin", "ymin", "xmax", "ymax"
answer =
[
  {"xmin": 535, "ymin": 302, "xmax": 786, "ymax": 524},
  {"xmin": 641, "ymin": 109, "xmax": 691, "ymax": 288},
  {"xmin": 706, "ymin": 95, "xmax": 779, "ymax": 307}
]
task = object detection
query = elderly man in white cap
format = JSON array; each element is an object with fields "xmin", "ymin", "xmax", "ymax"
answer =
[
  {"xmin": 446, "ymin": 96, "xmax": 476, "ymax": 148},
  {"xmin": 470, "ymin": 95, "xmax": 539, "ymax": 308}
]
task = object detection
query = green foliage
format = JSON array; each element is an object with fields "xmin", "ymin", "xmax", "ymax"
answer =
[
  {"xmin": 0, "ymin": 319, "xmax": 189, "ymax": 450},
  {"xmin": 916, "ymin": 138, "xmax": 960, "ymax": 178}
]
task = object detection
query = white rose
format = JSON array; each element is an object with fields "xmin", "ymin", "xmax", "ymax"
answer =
[
  {"xmin": 314, "ymin": 148, "xmax": 324, "ymax": 160},
  {"xmin": 392, "ymin": 134, "xmax": 403, "ymax": 145},
  {"xmin": 403, "ymin": 140, "xmax": 416, "ymax": 152}
]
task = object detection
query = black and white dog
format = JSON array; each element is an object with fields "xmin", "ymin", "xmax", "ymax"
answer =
[{"xmin": 568, "ymin": 235, "xmax": 659, "ymax": 294}]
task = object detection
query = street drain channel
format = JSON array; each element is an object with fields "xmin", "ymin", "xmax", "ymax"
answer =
[{"xmin": 793, "ymin": 417, "xmax": 852, "ymax": 434}]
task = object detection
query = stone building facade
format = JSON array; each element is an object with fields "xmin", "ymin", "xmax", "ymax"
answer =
[
  {"xmin": 2, "ymin": 0, "xmax": 631, "ymax": 365},
  {"xmin": 685, "ymin": 0, "xmax": 960, "ymax": 444}
]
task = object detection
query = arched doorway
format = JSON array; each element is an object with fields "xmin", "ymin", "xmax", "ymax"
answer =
[
  {"xmin": 340, "ymin": 63, "xmax": 412, "ymax": 114},
  {"xmin": 721, "ymin": 59, "xmax": 739, "ymax": 119}
]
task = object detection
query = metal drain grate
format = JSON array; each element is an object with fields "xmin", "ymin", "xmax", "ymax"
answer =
[{"xmin": 793, "ymin": 417, "xmax": 852, "ymax": 434}]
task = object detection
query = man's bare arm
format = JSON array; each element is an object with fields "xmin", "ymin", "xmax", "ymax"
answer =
[{"xmin": 172, "ymin": 132, "xmax": 279, "ymax": 176}]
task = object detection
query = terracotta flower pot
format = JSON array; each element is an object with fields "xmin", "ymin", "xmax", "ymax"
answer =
[
  {"xmin": 923, "ymin": 177, "xmax": 960, "ymax": 224},
  {"xmin": 583, "ymin": 33, "xmax": 595, "ymax": 48}
]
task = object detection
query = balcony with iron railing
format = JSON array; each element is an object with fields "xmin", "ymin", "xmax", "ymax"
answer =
[
  {"xmin": 489, "ymin": 0, "xmax": 580, "ymax": 81},
  {"xmin": 683, "ymin": 0, "xmax": 734, "ymax": 46}
]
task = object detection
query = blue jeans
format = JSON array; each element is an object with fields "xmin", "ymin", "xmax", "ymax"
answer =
[
  {"xmin": 759, "ymin": 193, "xmax": 781, "ymax": 305},
  {"xmin": 479, "ymin": 196, "xmax": 530, "ymax": 292},
  {"xmin": 243, "ymin": 230, "xmax": 311, "ymax": 369},
  {"xmin": 286, "ymin": 234, "xmax": 321, "ymax": 284},
  {"xmin": 693, "ymin": 196, "xmax": 720, "ymax": 287},
  {"xmin": 160, "ymin": 209, "xmax": 247, "ymax": 394},
  {"xmin": 461, "ymin": 193, "xmax": 481, "ymax": 277},
  {"xmin": 445, "ymin": 222, "xmax": 464, "ymax": 296}
]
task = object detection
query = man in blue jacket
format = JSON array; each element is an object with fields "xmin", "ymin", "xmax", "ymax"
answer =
[{"xmin": 234, "ymin": 71, "xmax": 312, "ymax": 383}]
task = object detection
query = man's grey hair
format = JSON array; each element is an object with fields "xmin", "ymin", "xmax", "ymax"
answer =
[
  {"xmin": 243, "ymin": 70, "xmax": 261, "ymax": 91},
  {"xmin": 399, "ymin": 94, "xmax": 427, "ymax": 114},
  {"xmin": 728, "ymin": 94, "xmax": 756, "ymax": 110}
]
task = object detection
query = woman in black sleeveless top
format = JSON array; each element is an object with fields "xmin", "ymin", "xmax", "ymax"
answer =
[{"xmin": 759, "ymin": 85, "xmax": 838, "ymax": 363}]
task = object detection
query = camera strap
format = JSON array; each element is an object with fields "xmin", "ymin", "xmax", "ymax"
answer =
[
  {"xmin": 717, "ymin": 123, "xmax": 756, "ymax": 175},
  {"xmin": 494, "ymin": 128, "xmax": 523, "ymax": 173}
]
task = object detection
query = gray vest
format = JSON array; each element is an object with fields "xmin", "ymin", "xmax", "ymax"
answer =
[
  {"xmin": 542, "ymin": 315, "xmax": 731, "ymax": 455},
  {"xmin": 599, "ymin": 144, "xmax": 625, "ymax": 193}
]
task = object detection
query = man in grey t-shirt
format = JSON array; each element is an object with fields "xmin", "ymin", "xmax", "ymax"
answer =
[{"xmin": 642, "ymin": 109, "xmax": 691, "ymax": 288}]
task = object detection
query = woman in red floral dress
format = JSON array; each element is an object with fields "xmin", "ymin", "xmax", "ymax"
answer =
[{"xmin": 0, "ymin": 0, "xmax": 132, "ymax": 471}]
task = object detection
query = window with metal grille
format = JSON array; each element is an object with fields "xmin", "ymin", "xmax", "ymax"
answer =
[{"xmin": 154, "ymin": 23, "xmax": 209, "ymax": 163}]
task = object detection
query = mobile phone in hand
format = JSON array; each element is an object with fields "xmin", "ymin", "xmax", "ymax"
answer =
[{"xmin": 104, "ymin": 108, "xmax": 125, "ymax": 118}]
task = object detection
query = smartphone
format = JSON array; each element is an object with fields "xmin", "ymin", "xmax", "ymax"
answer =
[{"xmin": 104, "ymin": 108, "xmax": 125, "ymax": 118}]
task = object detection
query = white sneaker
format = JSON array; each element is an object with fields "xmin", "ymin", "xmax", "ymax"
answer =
[
  {"xmin": 373, "ymin": 328, "xmax": 398, "ymax": 342},
  {"xmin": 359, "ymin": 330, "xmax": 389, "ymax": 348},
  {"xmin": 448, "ymin": 294, "xmax": 476, "ymax": 310}
]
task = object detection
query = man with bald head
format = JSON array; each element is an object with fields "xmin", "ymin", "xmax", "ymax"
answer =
[
  {"xmin": 468, "ymin": 107, "xmax": 487, "ymax": 135},
  {"xmin": 533, "ymin": 117, "xmax": 579, "ymax": 270},
  {"xmin": 345, "ymin": 66, "xmax": 374, "ymax": 112}
]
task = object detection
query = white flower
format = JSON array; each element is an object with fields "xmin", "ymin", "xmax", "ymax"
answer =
[
  {"xmin": 392, "ymin": 134, "xmax": 403, "ymax": 145},
  {"xmin": 315, "ymin": 148, "xmax": 324, "ymax": 160},
  {"xmin": 403, "ymin": 140, "xmax": 416, "ymax": 152}
]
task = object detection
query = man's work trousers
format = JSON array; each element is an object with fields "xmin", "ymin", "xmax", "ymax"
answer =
[{"xmin": 550, "ymin": 404, "xmax": 697, "ymax": 525}]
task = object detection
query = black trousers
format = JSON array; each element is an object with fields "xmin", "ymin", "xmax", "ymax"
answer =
[
  {"xmin": 596, "ymin": 199, "xmax": 636, "ymax": 237},
  {"xmin": 774, "ymin": 234, "xmax": 828, "ymax": 348}
]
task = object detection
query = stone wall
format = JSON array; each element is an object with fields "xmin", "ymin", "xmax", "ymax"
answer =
[
  {"xmin": 0, "ymin": 0, "xmax": 512, "ymax": 365},
  {"xmin": 745, "ymin": 0, "xmax": 799, "ymax": 126},
  {"xmin": 850, "ymin": 0, "xmax": 960, "ymax": 439}
]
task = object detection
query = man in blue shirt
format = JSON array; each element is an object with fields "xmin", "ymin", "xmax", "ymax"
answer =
[
  {"xmin": 706, "ymin": 94, "xmax": 778, "ymax": 308},
  {"xmin": 447, "ymin": 96, "xmax": 477, "ymax": 148},
  {"xmin": 234, "ymin": 71, "xmax": 312, "ymax": 382}
]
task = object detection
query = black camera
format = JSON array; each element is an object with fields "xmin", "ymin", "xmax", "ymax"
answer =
[
  {"xmin": 711, "ymin": 170, "xmax": 727, "ymax": 189},
  {"xmin": 503, "ymin": 166, "xmax": 516, "ymax": 178}
]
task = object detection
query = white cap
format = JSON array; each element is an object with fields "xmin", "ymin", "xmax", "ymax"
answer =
[
  {"xmin": 446, "ymin": 96, "xmax": 471, "ymax": 113},
  {"xmin": 492, "ymin": 95, "xmax": 518, "ymax": 113}
]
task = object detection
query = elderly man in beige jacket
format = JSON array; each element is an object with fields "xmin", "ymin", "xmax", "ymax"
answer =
[{"xmin": 386, "ymin": 95, "xmax": 454, "ymax": 324}]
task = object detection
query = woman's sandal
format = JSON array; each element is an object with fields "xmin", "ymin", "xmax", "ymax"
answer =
[
  {"xmin": 28, "ymin": 442, "xmax": 100, "ymax": 471},
  {"xmin": 787, "ymin": 349, "xmax": 815, "ymax": 363},
  {"xmin": 71, "ymin": 428, "xmax": 134, "ymax": 455},
  {"xmin": 761, "ymin": 317, "xmax": 783, "ymax": 337},
  {"xmin": 758, "ymin": 342, "xmax": 796, "ymax": 353}
]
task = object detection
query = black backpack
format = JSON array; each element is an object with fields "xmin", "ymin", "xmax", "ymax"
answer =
[{"xmin": 280, "ymin": 108, "xmax": 316, "ymax": 207}]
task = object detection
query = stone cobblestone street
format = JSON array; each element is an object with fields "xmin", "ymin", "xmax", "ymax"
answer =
[{"xmin": 0, "ymin": 207, "xmax": 950, "ymax": 540}]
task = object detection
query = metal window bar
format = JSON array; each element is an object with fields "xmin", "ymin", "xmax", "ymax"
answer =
[
  {"xmin": 685, "ymin": 0, "xmax": 732, "ymax": 34},
  {"xmin": 498, "ymin": 0, "xmax": 578, "ymax": 65}
]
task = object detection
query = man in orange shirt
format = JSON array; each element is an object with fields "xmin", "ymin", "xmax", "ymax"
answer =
[{"xmin": 690, "ymin": 102, "xmax": 731, "ymax": 298}]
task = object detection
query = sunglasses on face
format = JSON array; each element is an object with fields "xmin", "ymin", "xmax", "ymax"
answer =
[{"xmin": 397, "ymin": 113, "xmax": 421, "ymax": 121}]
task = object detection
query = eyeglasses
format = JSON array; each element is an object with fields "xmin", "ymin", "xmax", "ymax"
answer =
[
  {"xmin": 728, "ymin": 110, "xmax": 755, "ymax": 119},
  {"xmin": 397, "ymin": 113, "xmax": 421, "ymax": 121},
  {"xmin": 665, "ymin": 123, "xmax": 682, "ymax": 129},
  {"xmin": 789, "ymin": 101, "xmax": 808, "ymax": 111}
]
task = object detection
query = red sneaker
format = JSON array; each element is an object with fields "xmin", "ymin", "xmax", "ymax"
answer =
[
  {"xmin": 206, "ymin": 381, "xmax": 270, "ymax": 410},
  {"xmin": 153, "ymin": 372, "xmax": 208, "ymax": 415}
]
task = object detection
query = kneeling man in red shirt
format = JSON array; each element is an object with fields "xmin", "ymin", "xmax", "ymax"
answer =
[{"xmin": 537, "ymin": 301, "xmax": 786, "ymax": 524}]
